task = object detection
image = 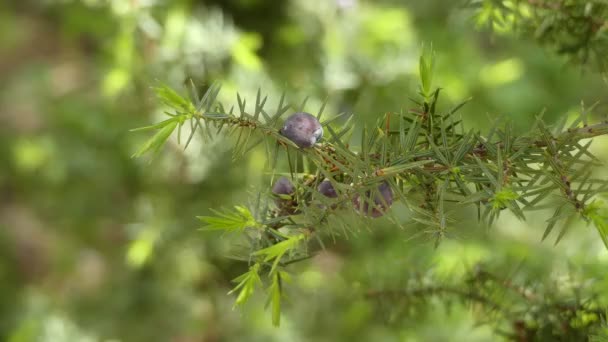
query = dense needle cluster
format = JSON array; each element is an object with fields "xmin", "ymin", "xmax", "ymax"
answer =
[{"xmin": 275, "ymin": 113, "xmax": 394, "ymax": 218}]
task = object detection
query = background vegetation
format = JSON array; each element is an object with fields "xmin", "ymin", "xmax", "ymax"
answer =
[{"xmin": 1, "ymin": 0, "xmax": 608, "ymax": 341}]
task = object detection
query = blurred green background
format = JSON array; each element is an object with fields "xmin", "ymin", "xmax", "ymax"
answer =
[{"xmin": 1, "ymin": 0, "xmax": 608, "ymax": 341}]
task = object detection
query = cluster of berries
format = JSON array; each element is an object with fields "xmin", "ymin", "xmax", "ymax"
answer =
[{"xmin": 273, "ymin": 112, "xmax": 394, "ymax": 218}]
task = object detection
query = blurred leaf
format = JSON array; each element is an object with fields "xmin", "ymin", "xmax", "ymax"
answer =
[
  {"xmin": 154, "ymin": 84, "xmax": 196, "ymax": 113},
  {"xmin": 491, "ymin": 188, "xmax": 519, "ymax": 209},
  {"xmin": 131, "ymin": 120, "xmax": 178, "ymax": 158},
  {"xmin": 269, "ymin": 271, "xmax": 282, "ymax": 327},
  {"xmin": 265, "ymin": 270, "xmax": 290, "ymax": 327},
  {"xmin": 198, "ymin": 206, "xmax": 259, "ymax": 232},
  {"xmin": 103, "ymin": 68, "xmax": 130, "ymax": 97},
  {"xmin": 126, "ymin": 228, "xmax": 160, "ymax": 268},
  {"xmin": 419, "ymin": 45, "xmax": 435, "ymax": 98},
  {"xmin": 129, "ymin": 118, "xmax": 178, "ymax": 132},
  {"xmin": 253, "ymin": 234, "xmax": 305, "ymax": 273},
  {"xmin": 229, "ymin": 263, "xmax": 262, "ymax": 308},
  {"xmin": 584, "ymin": 200, "xmax": 608, "ymax": 250},
  {"xmin": 232, "ymin": 32, "xmax": 263, "ymax": 71}
]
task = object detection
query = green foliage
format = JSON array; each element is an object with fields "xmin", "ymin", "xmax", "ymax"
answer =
[
  {"xmin": 131, "ymin": 50, "xmax": 608, "ymax": 328},
  {"xmin": 131, "ymin": 119, "xmax": 178, "ymax": 157},
  {"xmin": 469, "ymin": 0, "xmax": 608, "ymax": 74},
  {"xmin": 198, "ymin": 206, "xmax": 260, "ymax": 232},
  {"xmin": 5, "ymin": 0, "xmax": 608, "ymax": 340},
  {"xmin": 492, "ymin": 187, "xmax": 520, "ymax": 209},
  {"xmin": 419, "ymin": 44, "xmax": 436, "ymax": 99},
  {"xmin": 366, "ymin": 264, "xmax": 608, "ymax": 341},
  {"xmin": 154, "ymin": 84, "xmax": 196, "ymax": 114},
  {"xmin": 229, "ymin": 263, "xmax": 262, "ymax": 308},
  {"xmin": 584, "ymin": 200, "xmax": 608, "ymax": 249},
  {"xmin": 253, "ymin": 234, "xmax": 306, "ymax": 274},
  {"xmin": 266, "ymin": 270, "xmax": 291, "ymax": 327}
]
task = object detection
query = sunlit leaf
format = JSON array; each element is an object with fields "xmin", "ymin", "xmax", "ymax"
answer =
[
  {"xmin": 154, "ymin": 84, "xmax": 196, "ymax": 113},
  {"xmin": 198, "ymin": 206, "xmax": 260, "ymax": 232},
  {"xmin": 229, "ymin": 263, "xmax": 262, "ymax": 308},
  {"xmin": 132, "ymin": 120, "xmax": 178, "ymax": 158}
]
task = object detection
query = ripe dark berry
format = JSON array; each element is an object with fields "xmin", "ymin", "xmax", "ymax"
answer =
[
  {"xmin": 272, "ymin": 177, "xmax": 297, "ymax": 214},
  {"xmin": 352, "ymin": 181, "xmax": 393, "ymax": 218},
  {"xmin": 272, "ymin": 177, "xmax": 295, "ymax": 197},
  {"xmin": 317, "ymin": 179, "xmax": 338, "ymax": 198},
  {"xmin": 280, "ymin": 112, "xmax": 323, "ymax": 148}
]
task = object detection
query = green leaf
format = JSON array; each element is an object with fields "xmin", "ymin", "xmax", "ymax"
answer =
[
  {"xmin": 267, "ymin": 271, "xmax": 283, "ymax": 327},
  {"xmin": 198, "ymin": 206, "xmax": 259, "ymax": 232},
  {"xmin": 253, "ymin": 88, "xmax": 266, "ymax": 121},
  {"xmin": 132, "ymin": 120, "xmax": 178, "ymax": 158},
  {"xmin": 129, "ymin": 118, "xmax": 179, "ymax": 132},
  {"xmin": 229, "ymin": 263, "xmax": 262, "ymax": 308},
  {"xmin": 452, "ymin": 129, "xmax": 475, "ymax": 164},
  {"xmin": 154, "ymin": 84, "xmax": 195, "ymax": 113},
  {"xmin": 403, "ymin": 116, "xmax": 421, "ymax": 152},
  {"xmin": 584, "ymin": 200, "xmax": 608, "ymax": 250},
  {"xmin": 492, "ymin": 188, "xmax": 519, "ymax": 210},
  {"xmin": 427, "ymin": 135, "xmax": 450, "ymax": 166},
  {"xmin": 263, "ymin": 270, "xmax": 292, "ymax": 327},
  {"xmin": 593, "ymin": 217, "xmax": 608, "ymax": 250},
  {"xmin": 237, "ymin": 92, "xmax": 247, "ymax": 117},
  {"xmin": 419, "ymin": 45, "xmax": 435, "ymax": 97},
  {"xmin": 542, "ymin": 205, "xmax": 569, "ymax": 241},
  {"xmin": 474, "ymin": 156, "xmax": 499, "ymax": 188},
  {"xmin": 201, "ymin": 82, "xmax": 222, "ymax": 112},
  {"xmin": 253, "ymin": 234, "xmax": 306, "ymax": 273},
  {"xmin": 429, "ymin": 88, "xmax": 442, "ymax": 116}
]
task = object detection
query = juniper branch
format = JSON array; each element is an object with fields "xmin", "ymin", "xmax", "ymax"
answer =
[
  {"xmin": 134, "ymin": 80, "xmax": 608, "ymax": 257},
  {"xmin": 469, "ymin": 0, "xmax": 608, "ymax": 73},
  {"xmin": 131, "ymin": 51, "xmax": 608, "ymax": 327},
  {"xmin": 365, "ymin": 266, "xmax": 607, "ymax": 341}
]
